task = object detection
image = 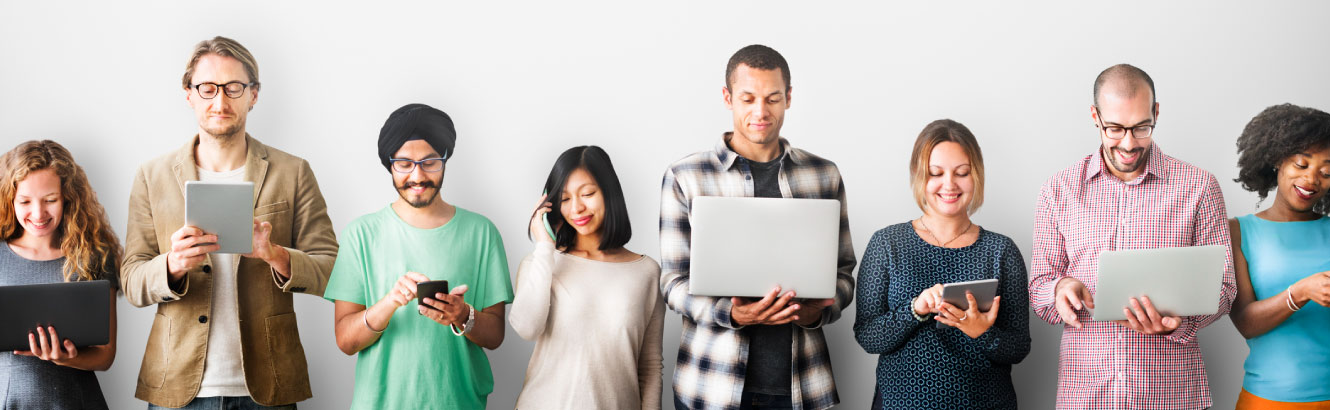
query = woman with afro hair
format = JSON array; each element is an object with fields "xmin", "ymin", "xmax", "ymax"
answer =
[{"xmin": 1228, "ymin": 103, "xmax": 1330, "ymax": 409}]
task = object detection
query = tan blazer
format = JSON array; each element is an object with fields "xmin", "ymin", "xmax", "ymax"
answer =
[{"xmin": 121, "ymin": 135, "xmax": 338, "ymax": 407}]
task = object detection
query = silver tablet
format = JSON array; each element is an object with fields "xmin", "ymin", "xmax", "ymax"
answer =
[
  {"xmin": 936, "ymin": 278, "xmax": 999, "ymax": 328},
  {"xmin": 184, "ymin": 180, "xmax": 254, "ymax": 254},
  {"xmin": 688, "ymin": 196, "xmax": 841, "ymax": 299},
  {"xmin": 1092, "ymin": 245, "xmax": 1226, "ymax": 321}
]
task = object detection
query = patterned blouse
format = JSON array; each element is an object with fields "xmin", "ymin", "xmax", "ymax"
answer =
[{"xmin": 854, "ymin": 223, "xmax": 1030, "ymax": 410}]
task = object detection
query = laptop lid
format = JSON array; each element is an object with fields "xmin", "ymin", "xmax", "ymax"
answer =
[
  {"xmin": 688, "ymin": 196, "xmax": 841, "ymax": 299},
  {"xmin": 1092, "ymin": 245, "xmax": 1227, "ymax": 321},
  {"xmin": 0, "ymin": 279, "xmax": 112, "ymax": 351}
]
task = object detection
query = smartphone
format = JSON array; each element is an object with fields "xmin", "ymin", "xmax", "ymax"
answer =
[
  {"xmin": 416, "ymin": 280, "xmax": 449, "ymax": 311},
  {"xmin": 541, "ymin": 190, "xmax": 557, "ymax": 241}
]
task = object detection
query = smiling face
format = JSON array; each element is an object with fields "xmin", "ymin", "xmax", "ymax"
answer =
[
  {"xmin": 1093, "ymin": 85, "xmax": 1158, "ymax": 181},
  {"xmin": 724, "ymin": 64, "xmax": 790, "ymax": 148},
  {"xmin": 923, "ymin": 141, "xmax": 974, "ymax": 217},
  {"xmin": 186, "ymin": 54, "xmax": 258, "ymax": 141},
  {"xmin": 12, "ymin": 168, "xmax": 63, "ymax": 244},
  {"xmin": 559, "ymin": 167, "xmax": 605, "ymax": 241},
  {"xmin": 391, "ymin": 140, "xmax": 445, "ymax": 208},
  {"xmin": 1275, "ymin": 146, "xmax": 1330, "ymax": 214}
]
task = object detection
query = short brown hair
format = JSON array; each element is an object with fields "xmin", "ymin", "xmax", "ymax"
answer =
[
  {"xmin": 909, "ymin": 119, "xmax": 986, "ymax": 214},
  {"xmin": 181, "ymin": 36, "xmax": 260, "ymax": 90}
]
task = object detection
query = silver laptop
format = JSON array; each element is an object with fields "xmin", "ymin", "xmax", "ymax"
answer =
[
  {"xmin": 688, "ymin": 196, "xmax": 841, "ymax": 299},
  {"xmin": 1092, "ymin": 245, "xmax": 1226, "ymax": 321},
  {"xmin": 185, "ymin": 181, "xmax": 255, "ymax": 254}
]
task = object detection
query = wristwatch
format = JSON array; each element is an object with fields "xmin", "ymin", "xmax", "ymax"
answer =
[{"xmin": 451, "ymin": 303, "xmax": 475, "ymax": 336}]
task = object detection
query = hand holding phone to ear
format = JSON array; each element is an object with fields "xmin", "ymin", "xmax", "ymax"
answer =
[{"xmin": 529, "ymin": 193, "xmax": 556, "ymax": 244}]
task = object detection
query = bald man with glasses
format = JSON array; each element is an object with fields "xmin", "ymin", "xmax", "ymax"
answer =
[
  {"xmin": 1028, "ymin": 64, "xmax": 1236, "ymax": 409},
  {"xmin": 120, "ymin": 36, "xmax": 338, "ymax": 410}
]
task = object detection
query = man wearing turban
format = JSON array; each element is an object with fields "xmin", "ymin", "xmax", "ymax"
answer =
[{"xmin": 324, "ymin": 103, "xmax": 515, "ymax": 410}]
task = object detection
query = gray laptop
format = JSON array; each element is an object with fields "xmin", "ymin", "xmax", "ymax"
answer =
[
  {"xmin": 0, "ymin": 280, "xmax": 111, "ymax": 351},
  {"xmin": 185, "ymin": 180, "xmax": 254, "ymax": 254},
  {"xmin": 688, "ymin": 196, "xmax": 841, "ymax": 299},
  {"xmin": 1092, "ymin": 245, "xmax": 1227, "ymax": 321}
]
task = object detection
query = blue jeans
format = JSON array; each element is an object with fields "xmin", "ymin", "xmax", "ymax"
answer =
[
  {"xmin": 148, "ymin": 396, "xmax": 296, "ymax": 410},
  {"xmin": 674, "ymin": 393, "xmax": 794, "ymax": 410}
]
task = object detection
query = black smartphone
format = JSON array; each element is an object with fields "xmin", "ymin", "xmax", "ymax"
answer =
[{"xmin": 416, "ymin": 280, "xmax": 449, "ymax": 311}]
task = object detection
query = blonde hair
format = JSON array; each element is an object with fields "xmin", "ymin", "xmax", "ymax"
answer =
[
  {"xmin": 1, "ymin": 140, "xmax": 122, "ymax": 285},
  {"xmin": 908, "ymin": 119, "xmax": 986, "ymax": 215},
  {"xmin": 181, "ymin": 36, "xmax": 260, "ymax": 90}
]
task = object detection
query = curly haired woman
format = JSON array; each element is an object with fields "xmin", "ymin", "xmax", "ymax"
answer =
[
  {"xmin": 1, "ymin": 140, "xmax": 121, "ymax": 410},
  {"xmin": 1228, "ymin": 103, "xmax": 1330, "ymax": 409}
]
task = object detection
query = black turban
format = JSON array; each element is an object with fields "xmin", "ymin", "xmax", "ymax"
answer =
[{"xmin": 378, "ymin": 103, "xmax": 456, "ymax": 171}]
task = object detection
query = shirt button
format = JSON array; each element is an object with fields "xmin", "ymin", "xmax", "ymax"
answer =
[
  {"xmin": 202, "ymin": 265, "xmax": 212, "ymax": 273},
  {"xmin": 198, "ymin": 315, "xmax": 208, "ymax": 324}
]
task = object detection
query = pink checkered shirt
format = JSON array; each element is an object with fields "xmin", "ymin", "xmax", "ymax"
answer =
[{"xmin": 1029, "ymin": 143, "xmax": 1236, "ymax": 410}]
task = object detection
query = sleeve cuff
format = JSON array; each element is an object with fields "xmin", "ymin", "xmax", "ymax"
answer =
[
  {"xmin": 715, "ymin": 297, "xmax": 744, "ymax": 329},
  {"xmin": 275, "ymin": 247, "xmax": 313, "ymax": 293},
  {"xmin": 795, "ymin": 307, "xmax": 832, "ymax": 330}
]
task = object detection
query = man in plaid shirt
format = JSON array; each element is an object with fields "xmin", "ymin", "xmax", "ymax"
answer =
[
  {"xmin": 659, "ymin": 45, "xmax": 856, "ymax": 410},
  {"xmin": 1029, "ymin": 64, "xmax": 1237, "ymax": 409}
]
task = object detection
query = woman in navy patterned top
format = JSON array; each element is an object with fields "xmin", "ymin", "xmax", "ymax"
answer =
[{"xmin": 853, "ymin": 120, "xmax": 1031, "ymax": 409}]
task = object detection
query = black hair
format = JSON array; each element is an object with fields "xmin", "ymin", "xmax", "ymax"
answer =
[
  {"xmin": 725, "ymin": 44, "xmax": 791, "ymax": 92},
  {"xmin": 1234, "ymin": 103, "xmax": 1330, "ymax": 214},
  {"xmin": 1093, "ymin": 64, "xmax": 1156, "ymax": 107},
  {"xmin": 536, "ymin": 146, "xmax": 632, "ymax": 250}
]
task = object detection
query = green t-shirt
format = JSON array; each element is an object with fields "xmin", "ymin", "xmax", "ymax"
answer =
[{"xmin": 324, "ymin": 205, "xmax": 515, "ymax": 410}]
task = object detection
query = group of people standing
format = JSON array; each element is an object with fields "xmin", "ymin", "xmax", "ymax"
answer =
[{"xmin": 1, "ymin": 37, "xmax": 1327, "ymax": 410}]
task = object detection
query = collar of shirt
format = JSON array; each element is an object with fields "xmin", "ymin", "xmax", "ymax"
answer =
[
  {"xmin": 1084, "ymin": 141, "xmax": 1171, "ymax": 185},
  {"xmin": 714, "ymin": 132, "xmax": 804, "ymax": 171}
]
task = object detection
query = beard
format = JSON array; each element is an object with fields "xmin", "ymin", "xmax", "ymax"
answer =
[
  {"xmin": 396, "ymin": 180, "xmax": 440, "ymax": 208},
  {"xmin": 202, "ymin": 116, "xmax": 246, "ymax": 140},
  {"xmin": 1103, "ymin": 145, "xmax": 1150, "ymax": 174}
]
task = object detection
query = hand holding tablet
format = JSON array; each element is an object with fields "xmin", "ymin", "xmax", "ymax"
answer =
[{"xmin": 184, "ymin": 181, "xmax": 255, "ymax": 254}]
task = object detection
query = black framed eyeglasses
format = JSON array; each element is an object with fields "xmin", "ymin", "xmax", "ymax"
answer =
[
  {"xmin": 390, "ymin": 156, "xmax": 448, "ymax": 173},
  {"xmin": 192, "ymin": 81, "xmax": 256, "ymax": 99},
  {"xmin": 1093, "ymin": 106, "xmax": 1156, "ymax": 140}
]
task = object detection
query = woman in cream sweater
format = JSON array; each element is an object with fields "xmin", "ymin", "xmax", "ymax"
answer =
[{"xmin": 509, "ymin": 145, "xmax": 664, "ymax": 410}]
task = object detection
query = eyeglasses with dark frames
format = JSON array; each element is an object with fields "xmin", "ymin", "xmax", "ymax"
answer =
[
  {"xmin": 390, "ymin": 155, "xmax": 448, "ymax": 174},
  {"xmin": 192, "ymin": 81, "xmax": 256, "ymax": 99},
  {"xmin": 1093, "ymin": 106, "xmax": 1156, "ymax": 140}
]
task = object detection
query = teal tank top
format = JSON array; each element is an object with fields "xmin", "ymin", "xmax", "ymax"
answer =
[{"xmin": 1238, "ymin": 214, "xmax": 1330, "ymax": 402}]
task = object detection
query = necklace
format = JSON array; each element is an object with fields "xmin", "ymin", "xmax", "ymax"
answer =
[{"xmin": 918, "ymin": 217, "xmax": 974, "ymax": 248}]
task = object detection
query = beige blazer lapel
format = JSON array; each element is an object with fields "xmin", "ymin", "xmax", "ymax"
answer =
[{"xmin": 243, "ymin": 134, "xmax": 270, "ymax": 208}]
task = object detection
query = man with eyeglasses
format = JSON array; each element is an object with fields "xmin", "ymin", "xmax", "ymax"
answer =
[
  {"xmin": 324, "ymin": 103, "xmax": 513, "ymax": 410},
  {"xmin": 1028, "ymin": 64, "xmax": 1236, "ymax": 409},
  {"xmin": 121, "ymin": 36, "xmax": 339, "ymax": 409}
]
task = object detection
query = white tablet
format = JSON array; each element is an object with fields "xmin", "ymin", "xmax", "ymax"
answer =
[
  {"xmin": 184, "ymin": 181, "xmax": 254, "ymax": 254},
  {"xmin": 1092, "ymin": 245, "xmax": 1226, "ymax": 321}
]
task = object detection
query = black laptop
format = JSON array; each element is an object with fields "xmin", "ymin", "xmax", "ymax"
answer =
[{"xmin": 0, "ymin": 279, "xmax": 111, "ymax": 351}]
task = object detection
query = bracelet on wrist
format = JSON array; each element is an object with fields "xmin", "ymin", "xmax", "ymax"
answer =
[{"xmin": 363, "ymin": 306, "xmax": 384, "ymax": 334}]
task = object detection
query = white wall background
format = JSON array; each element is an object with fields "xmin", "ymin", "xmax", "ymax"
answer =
[{"xmin": 2, "ymin": 1, "xmax": 1328, "ymax": 409}]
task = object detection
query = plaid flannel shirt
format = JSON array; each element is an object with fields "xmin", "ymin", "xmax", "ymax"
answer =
[
  {"xmin": 1029, "ymin": 143, "xmax": 1236, "ymax": 410},
  {"xmin": 659, "ymin": 134, "xmax": 856, "ymax": 410}
]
